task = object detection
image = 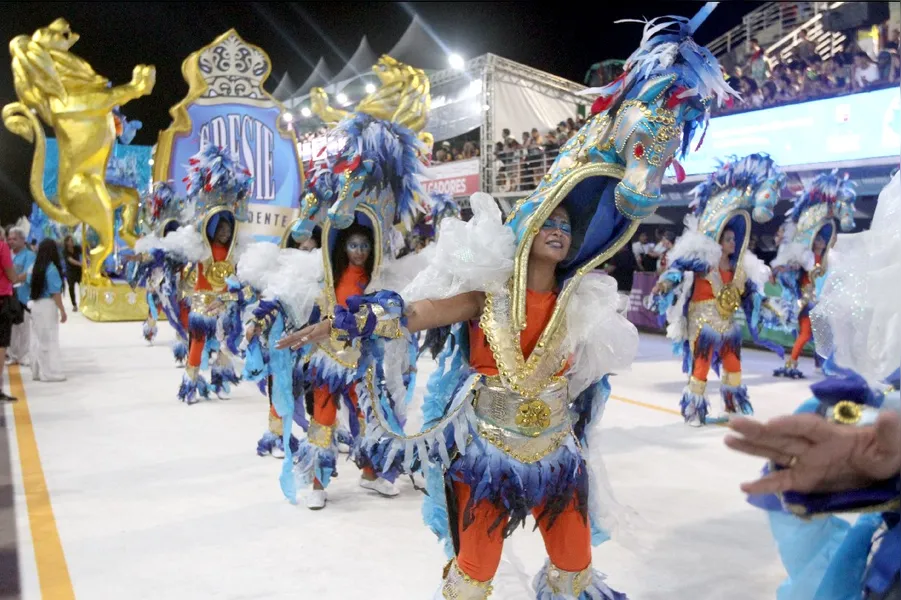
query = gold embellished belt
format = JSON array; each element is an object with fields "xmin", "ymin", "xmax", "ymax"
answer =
[
  {"xmin": 190, "ymin": 290, "xmax": 235, "ymax": 317},
  {"xmin": 473, "ymin": 377, "xmax": 572, "ymax": 463}
]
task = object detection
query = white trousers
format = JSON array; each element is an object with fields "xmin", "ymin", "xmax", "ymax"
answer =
[
  {"xmin": 29, "ymin": 299, "xmax": 65, "ymax": 382},
  {"xmin": 9, "ymin": 310, "xmax": 31, "ymax": 365}
]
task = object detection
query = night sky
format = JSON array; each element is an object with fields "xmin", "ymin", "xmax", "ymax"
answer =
[{"xmin": 0, "ymin": 1, "xmax": 761, "ymax": 224}]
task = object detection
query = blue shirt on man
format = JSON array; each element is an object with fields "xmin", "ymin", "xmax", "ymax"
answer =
[{"xmin": 13, "ymin": 248, "xmax": 35, "ymax": 304}]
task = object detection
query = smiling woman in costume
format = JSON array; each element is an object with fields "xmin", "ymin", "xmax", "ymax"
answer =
[{"xmin": 278, "ymin": 5, "xmax": 736, "ymax": 596}]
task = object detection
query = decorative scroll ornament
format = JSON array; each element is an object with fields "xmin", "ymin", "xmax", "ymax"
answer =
[{"xmin": 197, "ymin": 31, "xmax": 269, "ymax": 100}]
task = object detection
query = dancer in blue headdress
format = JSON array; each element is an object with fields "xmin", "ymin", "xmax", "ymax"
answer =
[
  {"xmin": 279, "ymin": 4, "xmax": 735, "ymax": 597},
  {"xmin": 725, "ymin": 171, "xmax": 901, "ymax": 600},
  {"xmin": 769, "ymin": 171, "xmax": 857, "ymax": 379},
  {"xmin": 651, "ymin": 153, "xmax": 786, "ymax": 425}
]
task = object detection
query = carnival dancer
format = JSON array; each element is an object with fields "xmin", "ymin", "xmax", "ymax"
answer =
[
  {"xmin": 177, "ymin": 143, "xmax": 251, "ymax": 404},
  {"xmin": 724, "ymin": 170, "xmax": 901, "ymax": 600},
  {"xmin": 131, "ymin": 181, "xmax": 196, "ymax": 366},
  {"xmin": 275, "ymin": 57, "xmax": 433, "ymax": 510},
  {"xmin": 651, "ymin": 153, "xmax": 786, "ymax": 426},
  {"xmin": 769, "ymin": 171, "xmax": 857, "ymax": 379},
  {"xmin": 279, "ymin": 6, "xmax": 736, "ymax": 596}
]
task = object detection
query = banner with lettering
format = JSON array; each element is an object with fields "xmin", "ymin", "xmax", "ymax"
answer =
[
  {"xmin": 154, "ymin": 30, "xmax": 304, "ymax": 244},
  {"xmin": 418, "ymin": 158, "xmax": 480, "ymax": 197}
]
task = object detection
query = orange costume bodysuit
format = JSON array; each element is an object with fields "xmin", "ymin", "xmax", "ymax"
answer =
[
  {"xmin": 455, "ymin": 289, "xmax": 589, "ymax": 584},
  {"xmin": 187, "ymin": 242, "xmax": 229, "ymax": 368},
  {"xmin": 310, "ymin": 264, "xmax": 375, "ymax": 486},
  {"xmin": 790, "ymin": 252, "xmax": 821, "ymax": 363}
]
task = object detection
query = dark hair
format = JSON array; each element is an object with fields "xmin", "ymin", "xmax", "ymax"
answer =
[
  {"xmin": 30, "ymin": 239, "xmax": 64, "ymax": 301},
  {"xmin": 331, "ymin": 223, "xmax": 374, "ymax": 281},
  {"xmin": 286, "ymin": 226, "xmax": 322, "ymax": 250}
]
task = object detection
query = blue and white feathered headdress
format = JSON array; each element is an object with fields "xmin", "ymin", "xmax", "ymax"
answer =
[
  {"xmin": 183, "ymin": 143, "xmax": 253, "ymax": 223},
  {"xmin": 330, "ymin": 112, "xmax": 428, "ymax": 228}
]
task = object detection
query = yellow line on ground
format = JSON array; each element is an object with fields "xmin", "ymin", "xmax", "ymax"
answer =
[
  {"xmin": 9, "ymin": 364, "xmax": 75, "ymax": 600},
  {"xmin": 610, "ymin": 394, "xmax": 683, "ymax": 416},
  {"xmin": 610, "ymin": 393, "xmax": 728, "ymax": 427}
]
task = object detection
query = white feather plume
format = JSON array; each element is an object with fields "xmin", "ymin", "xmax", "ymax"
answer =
[
  {"xmin": 770, "ymin": 241, "xmax": 814, "ymax": 270},
  {"xmin": 236, "ymin": 241, "xmax": 282, "ymax": 292},
  {"xmin": 742, "ymin": 250, "xmax": 771, "ymax": 289},
  {"xmin": 667, "ymin": 215, "xmax": 722, "ymax": 267},
  {"xmin": 135, "ymin": 226, "xmax": 210, "ymax": 263},
  {"xmin": 263, "ymin": 248, "xmax": 324, "ymax": 327}
]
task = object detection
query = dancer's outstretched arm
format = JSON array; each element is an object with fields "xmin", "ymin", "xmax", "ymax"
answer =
[{"xmin": 276, "ymin": 291, "xmax": 484, "ymax": 350}]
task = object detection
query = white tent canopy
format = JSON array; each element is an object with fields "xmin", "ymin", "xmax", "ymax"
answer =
[
  {"xmin": 293, "ymin": 57, "xmax": 333, "ymax": 99},
  {"xmin": 331, "ymin": 36, "xmax": 378, "ymax": 86}
]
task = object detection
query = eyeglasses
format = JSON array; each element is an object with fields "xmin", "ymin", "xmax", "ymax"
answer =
[
  {"xmin": 541, "ymin": 218, "xmax": 572, "ymax": 236},
  {"xmin": 346, "ymin": 241, "xmax": 372, "ymax": 253}
]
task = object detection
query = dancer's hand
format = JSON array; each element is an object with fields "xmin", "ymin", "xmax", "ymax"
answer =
[
  {"xmin": 245, "ymin": 323, "xmax": 260, "ymax": 342},
  {"xmin": 276, "ymin": 319, "xmax": 331, "ymax": 350},
  {"xmin": 651, "ymin": 281, "xmax": 670, "ymax": 295},
  {"xmin": 725, "ymin": 411, "xmax": 901, "ymax": 494},
  {"xmin": 60, "ymin": 310, "xmax": 67, "ymax": 324}
]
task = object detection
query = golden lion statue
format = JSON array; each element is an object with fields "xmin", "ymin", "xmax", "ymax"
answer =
[
  {"xmin": 2, "ymin": 18, "xmax": 155, "ymax": 285},
  {"xmin": 310, "ymin": 55, "xmax": 431, "ymax": 142}
]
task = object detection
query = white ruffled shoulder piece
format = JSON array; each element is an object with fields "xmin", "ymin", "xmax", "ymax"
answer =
[
  {"xmin": 813, "ymin": 171, "xmax": 901, "ymax": 384},
  {"xmin": 666, "ymin": 215, "xmax": 721, "ymax": 268},
  {"xmin": 263, "ymin": 248, "xmax": 324, "ymax": 327},
  {"xmin": 565, "ymin": 272, "xmax": 639, "ymax": 398},
  {"xmin": 236, "ymin": 241, "xmax": 281, "ymax": 292},
  {"xmin": 770, "ymin": 240, "xmax": 815, "ymax": 270},
  {"xmin": 402, "ymin": 192, "xmax": 515, "ymax": 303},
  {"xmin": 368, "ymin": 245, "xmax": 436, "ymax": 295},
  {"xmin": 135, "ymin": 225, "xmax": 210, "ymax": 263},
  {"xmin": 741, "ymin": 250, "xmax": 771, "ymax": 290}
]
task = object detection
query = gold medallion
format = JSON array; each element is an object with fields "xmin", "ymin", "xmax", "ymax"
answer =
[
  {"xmin": 205, "ymin": 260, "xmax": 235, "ymax": 291},
  {"xmin": 715, "ymin": 283, "xmax": 741, "ymax": 318}
]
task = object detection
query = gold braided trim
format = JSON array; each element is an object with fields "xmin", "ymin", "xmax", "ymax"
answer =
[
  {"xmin": 307, "ymin": 419, "xmax": 335, "ymax": 449},
  {"xmin": 722, "ymin": 371, "xmax": 742, "ymax": 387},
  {"xmin": 546, "ymin": 561, "xmax": 593, "ymax": 596},
  {"xmin": 688, "ymin": 376, "xmax": 707, "ymax": 396},
  {"xmin": 442, "ymin": 559, "xmax": 493, "ymax": 599}
]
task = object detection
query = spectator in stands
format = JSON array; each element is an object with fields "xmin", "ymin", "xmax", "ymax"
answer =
[
  {"xmin": 544, "ymin": 131, "xmax": 560, "ymax": 162},
  {"xmin": 795, "ymin": 30, "xmax": 817, "ymax": 62},
  {"xmin": 877, "ymin": 42, "xmax": 899, "ymax": 82},
  {"xmin": 853, "ymin": 51, "xmax": 880, "ymax": 89},
  {"xmin": 749, "ymin": 38, "xmax": 770, "ymax": 85}
]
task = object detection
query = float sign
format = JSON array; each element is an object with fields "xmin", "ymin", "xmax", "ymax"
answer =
[{"xmin": 154, "ymin": 30, "xmax": 303, "ymax": 244}]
